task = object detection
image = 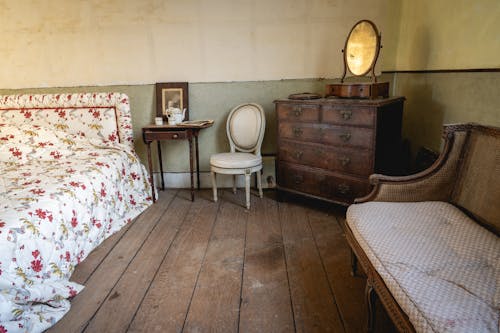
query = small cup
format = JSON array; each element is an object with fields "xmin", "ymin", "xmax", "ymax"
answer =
[{"xmin": 155, "ymin": 117, "xmax": 163, "ymax": 125}]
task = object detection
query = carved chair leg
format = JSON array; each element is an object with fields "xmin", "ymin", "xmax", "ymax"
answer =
[
  {"xmin": 211, "ymin": 171, "xmax": 218, "ymax": 202},
  {"xmin": 351, "ymin": 249, "xmax": 359, "ymax": 277},
  {"xmin": 256, "ymin": 170, "xmax": 263, "ymax": 198},
  {"xmin": 365, "ymin": 280, "xmax": 377, "ymax": 333},
  {"xmin": 245, "ymin": 173, "xmax": 251, "ymax": 209},
  {"xmin": 232, "ymin": 175, "xmax": 237, "ymax": 194}
]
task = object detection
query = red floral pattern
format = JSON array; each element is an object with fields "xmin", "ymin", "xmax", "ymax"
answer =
[{"xmin": 0, "ymin": 93, "xmax": 152, "ymax": 333}]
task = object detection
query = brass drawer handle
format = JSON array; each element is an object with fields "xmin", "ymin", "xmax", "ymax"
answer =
[
  {"xmin": 293, "ymin": 175, "xmax": 304, "ymax": 185},
  {"xmin": 293, "ymin": 106, "xmax": 303, "ymax": 117},
  {"xmin": 337, "ymin": 183, "xmax": 350, "ymax": 195},
  {"xmin": 294, "ymin": 151, "xmax": 303, "ymax": 160},
  {"xmin": 319, "ymin": 127, "xmax": 325, "ymax": 139},
  {"xmin": 172, "ymin": 134, "xmax": 179, "ymax": 139},
  {"xmin": 292, "ymin": 127, "xmax": 303, "ymax": 137},
  {"xmin": 339, "ymin": 132, "xmax": 351, "ymax": 142},
  {"xmin": 339, "ymin": 156, "xmax": 351, "ymax": 166},
  {"xmin": 340, "ymin": 110, "xmax": 352, "ymax": 120}
]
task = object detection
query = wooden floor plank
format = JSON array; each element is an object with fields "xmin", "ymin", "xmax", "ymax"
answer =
[
  {"xmin": 48, "ymin": 190, "xmax": 177, "ymax": 333},
  {"xmin": 239, "ymin": 194, "xmax": 295, "ymax": 333},
  {"xmin": 181, "ymin": 192, "xmax": 248, "ymax": 332},
  {"xmin": 83, "ymin": 191, "xmax": 193, "ymax": 333},
  {"xmin": 306, "ymin": 207, "xmax": 366, "ymax": 333},
  {"xmin": 127, "ymin": 190, "xmax": 221, "ymax": 333},
  {"xmin": 279, "ymin": 201, "xmax": 345, "ymax": 333}
]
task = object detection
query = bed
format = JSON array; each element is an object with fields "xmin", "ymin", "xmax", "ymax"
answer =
[{"xmin": 0, "ymin": 93, "xmax": 153, "ymax": 332}]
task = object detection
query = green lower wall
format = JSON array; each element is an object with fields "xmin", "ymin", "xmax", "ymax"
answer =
[
  {"xmin": 2, "ymin": 72, "xmax": 497, "ymax": 173},
  {"xmin": 393, "ymin": 71, "xmax": 500, "ymax": 155}
]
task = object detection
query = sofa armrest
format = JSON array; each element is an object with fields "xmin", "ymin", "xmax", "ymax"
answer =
[{"xmin": 355, "ymin": 127, "xmax": 468, "ymax": 203}]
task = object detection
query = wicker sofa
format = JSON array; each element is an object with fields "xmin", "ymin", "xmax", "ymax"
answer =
[{"xmin": 345, "ymin": 123, "xmax": 500, "ymax": 333}]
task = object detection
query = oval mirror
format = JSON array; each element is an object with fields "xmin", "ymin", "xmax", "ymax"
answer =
[{"xmin": 344, "ymin": 20, "xmax": 380, "ymax": 77}]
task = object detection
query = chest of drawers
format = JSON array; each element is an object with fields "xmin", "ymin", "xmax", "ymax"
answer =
[{"xmin": 274, "ymin": 97, "xmax": 405, "ymax": 205}]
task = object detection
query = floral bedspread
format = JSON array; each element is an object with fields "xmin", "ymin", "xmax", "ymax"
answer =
[{"xmin": 0, "ymin": 123, "xmax": 152, "ymax": 332}]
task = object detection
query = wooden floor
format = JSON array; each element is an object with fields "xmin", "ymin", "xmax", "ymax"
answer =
[{"xmin": 48, "ymin": 189, "xmax": 396, "ymax": 333}]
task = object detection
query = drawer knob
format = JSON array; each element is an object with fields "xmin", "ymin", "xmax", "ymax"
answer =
[
  {"xmin": 337, "ymin": 183, "xmax": 350, "ymax": 195},
  {"xmin": 294, "ymin": 151, "xmax": 303, "ymax": 160},
  {"xmin": 173, "ymin": 134, "xmax": 179, "ymax": 139},
  {"xmin": 293, "ymin": 106, "xmax": 303, "ymax": 117},
  {"xmin": 292, "ymin": 127, "xmax": 303, "ymax": 137},
  {"xmin": 340, "ymin": 110, "xmax": 352, "ymax": 120},
  {"xmin": 293, "ymin": 175, "xmax": 304, "ymax": 185},
  {"xmin": 339, "ymin": 132, "xmax": 351, "ymax": 142},
  {"xmin": 339, "ymin": 156, "xmax": 351, "ymax": 166}
]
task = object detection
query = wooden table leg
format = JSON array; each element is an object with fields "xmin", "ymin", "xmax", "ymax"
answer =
[
  {"xmin": 189, "ymin": 136, "xmax": 194, "ymax": 201},
  {"xmin": 146, "ymin": 141, "xmax": 156, "ymax": 202},
  {"xmin": 157, "ymin": 141, "xmax": 165, "ymax": 190},
  {"xmin": 195, "ymin": 131, "xmax": 201, "ymax": 190}
]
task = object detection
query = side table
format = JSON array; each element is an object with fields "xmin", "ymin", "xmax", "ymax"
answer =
[{"xmin": 142, "ymin": 123, "xmax": 213, "ymax": 202}]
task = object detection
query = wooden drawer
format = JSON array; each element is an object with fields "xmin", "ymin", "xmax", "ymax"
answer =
[
  {"xmin": 322, "ymin": 125, "xmax": 373, "ymax": 149},
  {"xmin": 278, "ymin": 163, "xmax": 328, "ymax": 198},
  {"xmin": 279, "ymin": 123, "xmax": 373, "ymax": 149},
  {"xmin": 278, "ymin": 162, "xmax": 370, "ymax": 202},
  {"xmin": 279, "ymin": 123, "xmax": 322, "ymax": 143},
  {"xmin": 322, "ymin": 105, "xmax": 375, "ymax": 127},
  {"xmin": 328, "ymin": 147, "xmax": 372, "ymax": 176},
  {"xmin": 279, "ymin": 140, "xmax": 328, "ymax": 170},
  {"xmin": 277, "ymin": 103, "xmax": 320, "ymax": 123},
  {"xmin": 144, "ymin": 130, "xmax": 187, "ymax": 141},
  {"xmin": 279, "ymin": 140, "xmax": 372, "ymax": 176},
  {"xmin": 324, "ymin": 174, "xmax": 370, "ymax": 202}
]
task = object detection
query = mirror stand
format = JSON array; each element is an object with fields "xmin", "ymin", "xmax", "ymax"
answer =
[{"xmin": 326, "ymin": 20, "xmax": 389, "ymax": 99}]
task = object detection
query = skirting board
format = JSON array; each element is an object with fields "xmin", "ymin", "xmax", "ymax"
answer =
[{"xmin": 152, "ymin": 155, "xmax": 276, "ymax": 189}]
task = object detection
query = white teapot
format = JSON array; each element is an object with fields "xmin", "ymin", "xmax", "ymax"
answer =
[{"xmin": 166, "ymin": 107, "xmax": 186, "ymax": 125}]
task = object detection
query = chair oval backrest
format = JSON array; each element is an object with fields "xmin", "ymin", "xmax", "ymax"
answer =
[{"xmin": 226, "ymin": 103, "xmax": 266, "ymax": 155}]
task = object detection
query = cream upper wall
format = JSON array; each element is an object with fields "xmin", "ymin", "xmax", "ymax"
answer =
[
  {"xmin": 393, "ymin": 0, "xmax": 500, "ymax": 70},
  {"xmin": 0, "ymin": 0, "xmax": 399, "ymax": 89}
]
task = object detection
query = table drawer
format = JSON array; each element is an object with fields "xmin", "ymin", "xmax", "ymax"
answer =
[
  {"xmin": 277, "ymin": 103, "xmax": 320, "ymax": 123},
  {"xmin": 144, "ymin": 130, "xmax": 187, "ymax": 141},
  {"xmin": 322, "ymin": 106, "xmax": 375, "ymax": 127}
]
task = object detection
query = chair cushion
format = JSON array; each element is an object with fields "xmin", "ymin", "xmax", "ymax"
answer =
[
  {"xmin": 210, "ymin": 152, "xmax": 262, "ymax": 169},
  {"xmin": 347, "ymin": 201, "xmax": 500, "ymax": 333}
]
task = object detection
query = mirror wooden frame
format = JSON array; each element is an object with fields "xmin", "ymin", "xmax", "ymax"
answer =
[{"xmin": 341, "ymin": 20, "xmax": 381, "ymax": 83}]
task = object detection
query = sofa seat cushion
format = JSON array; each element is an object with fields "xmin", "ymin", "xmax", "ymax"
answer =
[{"xmin": 347, "ymin": 201, "xmax": 500, "ymax": 333}]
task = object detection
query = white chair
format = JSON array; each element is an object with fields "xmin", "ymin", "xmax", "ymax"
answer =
[{"xmin": 210, "ymin": 103, "xmax": 266, "ymax": 209}]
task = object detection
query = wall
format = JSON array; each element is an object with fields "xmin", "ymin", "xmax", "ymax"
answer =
[
  {"xmin": 394, "ymin": 72, "xmax": 500, "ymax": 153},
  {"xmin": 393, "ymin": 0, "xmax": 500, "ymax": 70},
  {"xmin": 0, "ymin": 0, "xmax": 398, "ymax": 88},
  {"xmin": 389, "ymin": 0, "xmax": 500, "ymax": 156}
]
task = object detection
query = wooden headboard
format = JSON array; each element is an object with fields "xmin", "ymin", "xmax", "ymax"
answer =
[{"xmin": 0, "ymin": 93, "xmax": 134, "ymax": 149}]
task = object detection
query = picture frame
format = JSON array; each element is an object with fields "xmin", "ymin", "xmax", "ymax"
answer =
[{"xmin": 155, "ymin": 82, "xmax": 189, "ymax": 121}]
